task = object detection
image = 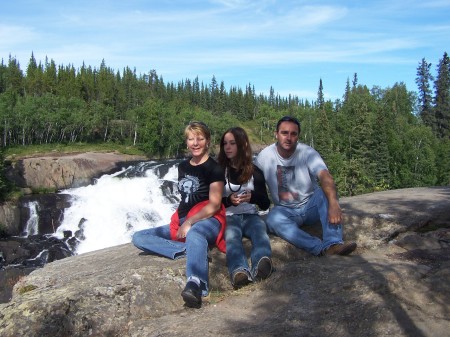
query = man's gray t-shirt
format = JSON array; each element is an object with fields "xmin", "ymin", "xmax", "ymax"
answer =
[{"xmin": 255, "ymin": 143, "xmax": 328, "ymax": 208}]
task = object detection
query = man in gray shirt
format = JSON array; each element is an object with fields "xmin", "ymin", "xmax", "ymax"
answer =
[{"xmin": 255, "ymin": 116, "xmax": 357, "ymax": 256}]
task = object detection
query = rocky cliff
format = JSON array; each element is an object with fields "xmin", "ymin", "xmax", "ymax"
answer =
[
  {"xmin": 0, "ymin": 187, "xmax": 449, "ymax": 337},
  {"xmin": 6, "ymin": 151, "xmax": 147, "ymax": 191}
]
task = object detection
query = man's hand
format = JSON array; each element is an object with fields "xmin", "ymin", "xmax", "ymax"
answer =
[
  {"xmin": 328, "ymin": 201, "xmax": 342, "ymax": 225},
  {"xmin": 318, "ymin": 169, "xmax": 342, "ymax": 225}
]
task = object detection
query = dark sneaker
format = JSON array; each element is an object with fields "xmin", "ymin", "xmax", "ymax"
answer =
[
  {"xmin": 181, "ymin": 281, "xmax": 202, "ymax": 308},
  {"xmin": 254, "ymin": 256, "xmax": 273, "ymax": 281},
  {"xmin": 323, "ymin": 241, "xmax": 357, "ymax": 256},
  {"xmin": 231, "ymin": 270, "xmax": 252, "ymax": 289}
]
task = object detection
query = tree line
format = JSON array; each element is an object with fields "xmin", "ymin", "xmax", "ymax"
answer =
[{"xmin": 0, "ymin": 51, "xmax": 449, "ymax": 200}]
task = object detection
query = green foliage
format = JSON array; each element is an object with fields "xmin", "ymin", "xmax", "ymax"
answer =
[
  {"xmin": 434, "ymin": 138, "xmax": 450, "ymax": 185},
  {"xmin": 396, "ymin": 126, "xmax": 437, "ymax": 187},
  {"xmin": 0, "ymin": 52, "xmax": 449, "ymax": 200},
  {"xmin": 0, "ymin": 147, "xmax": 10, "ymax": 201},
  {"xmin": 416, "ymin": 58, "xmax": 434, "ymax": 127},
  {"xmin": 17, "ymin": 284, "xmax": 38, "ymax": 295},
  {"xmin": 433, "ymin": 52, "xmax": 450, "ymax": 139},
  {"xmin": 30, "ymin": 186, "xmax": 58, "ymax": 194}
]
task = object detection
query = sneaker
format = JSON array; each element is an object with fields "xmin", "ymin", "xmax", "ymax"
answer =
[
  {"xmin": 181, "ymin": 281, "xmax": 202, "ymax": 308},
  {"xmin": 231, "ymin": 270, "xmax": 252, "ymax": 289},
  {"xmin": 323, "ymin": 241, "xmax": 357, "ymax": 256},
  {"xmin": 254, "ymin": 256, "xmax": 273, "ymax": 281}
]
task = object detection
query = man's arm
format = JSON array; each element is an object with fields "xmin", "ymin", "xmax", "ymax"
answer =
[{"xmin": 318, "ymin": 169, "xmax": 342, "ymax": 225}]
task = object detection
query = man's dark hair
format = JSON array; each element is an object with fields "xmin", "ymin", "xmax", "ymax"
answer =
[{"xmin": 276, "ymin": 116, "xmax": 301, "ymax": 132}]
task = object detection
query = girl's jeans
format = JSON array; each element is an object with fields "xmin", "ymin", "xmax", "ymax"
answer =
[
  {"xmin": 132, "ymin": 216, "xmax": 220, "ymax": 296},
  {"xmin": 225, "ymin": 213, "xmax": 271, "ymax": 278}
]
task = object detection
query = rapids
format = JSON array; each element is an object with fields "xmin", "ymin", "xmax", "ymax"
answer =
[{"xmin": 53, "ymin": 159, "xmax": 182, "ymax": 254}]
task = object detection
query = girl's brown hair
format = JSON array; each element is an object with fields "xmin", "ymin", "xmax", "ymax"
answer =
[{"xmin": 218, "ymin": 127, "xmax": 253, "ymax": 184}]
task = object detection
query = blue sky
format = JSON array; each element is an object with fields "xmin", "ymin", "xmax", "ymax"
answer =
[{"xmin": 1, "ymin": 0, "xmax": 449, "ymax": 101}]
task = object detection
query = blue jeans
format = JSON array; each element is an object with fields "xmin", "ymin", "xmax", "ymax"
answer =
[
  {"xmin": 225, "ymin": 214, "xmax": 272, "ymax": 278},
  {"xmin": 132, "ymin": 217, "xmax": 221, "ymax": 296},
  {"xmin": 266, "ymin": 188, "xmax": 343, "ymax": 256}
]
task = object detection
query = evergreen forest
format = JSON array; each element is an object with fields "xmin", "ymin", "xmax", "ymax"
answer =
[{"xmin": 0, "ymin": 52, "xmax": 449, "ymax": 200}]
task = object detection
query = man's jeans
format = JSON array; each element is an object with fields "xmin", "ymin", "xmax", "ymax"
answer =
[
  {"xmin": 132, "ymin": 217, "xmax": 221, "ymax": 296},
  {"xmin": 266, "ymin": 188, "xmax": 343, "ymax": 256},
  {"xmin": 225, "ymin": 214, "xmax": 271, "ymax": 278}
]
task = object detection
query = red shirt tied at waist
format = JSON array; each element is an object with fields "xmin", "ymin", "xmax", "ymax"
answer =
[{"xmin": 169, "ymin": 200, "xmax": 227, "ymax": 253}]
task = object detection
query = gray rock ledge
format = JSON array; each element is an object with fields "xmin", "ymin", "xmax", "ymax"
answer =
[{"xmin": 0, "ymin": 187, "xmax": 449, "ymax": 337}]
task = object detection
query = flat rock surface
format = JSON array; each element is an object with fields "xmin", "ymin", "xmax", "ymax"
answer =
[
  {"xmin": 0, "ymin": 187, "xmax": 449, "ymax": 337},
  {"xmin": 6, "ymin": 151, "xmax": 147, "ymax": 190}
]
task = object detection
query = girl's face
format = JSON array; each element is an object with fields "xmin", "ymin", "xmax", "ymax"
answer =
[
  {"xmin": 223, "ymin": 132, "xmax": 238, "ymax": 161},
  {"xmin": 186, "ymin": 131, "xmax": 208, "ymax": 158}
]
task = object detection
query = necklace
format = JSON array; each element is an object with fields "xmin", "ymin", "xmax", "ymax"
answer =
[{"xmin": 226, "ymin": 167, "xmax": 242, "ymax": 192}]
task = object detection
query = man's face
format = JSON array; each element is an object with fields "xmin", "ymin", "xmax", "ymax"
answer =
[{"xmin": 275, "ymin": 121, "xmax": 299, "ymax": 155}]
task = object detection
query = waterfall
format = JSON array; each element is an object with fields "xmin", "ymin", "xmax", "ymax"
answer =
[
  {"xmin": 53, "ymin": 160, "xmax": 181, "ymax": 255},
  {"xmin": 23, "ymin": 201, "xmax": 39, "ymax": 237}
]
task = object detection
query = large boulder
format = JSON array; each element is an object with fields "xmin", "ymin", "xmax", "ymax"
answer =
[
  {"xmin": 0, "ymin": 202, "xmax": 20, "ymax": 236},
  {"xmin": 0, "ymin": 187, "xmax": 449, "ymax": 337}
]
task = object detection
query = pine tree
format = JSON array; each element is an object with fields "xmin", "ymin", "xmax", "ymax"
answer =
[
  {"xmin": 343, "ymin": 77, "xmax": 350, "ymax": 103},
  {"xmin": 416, "ymin": 58, "xmax": 434, "ymax": 129},
  {"xmin": 57, "ymin": 64, "xmax": 78, "ymax": 98},
  {"xmin": 352, "ymin": 73, "xmax": 358, "ymax": 89},
  {"xmin": 0, "ymin": 59, "xmax": 6, "ymax": 94},
  {"xmin": 209, "ymin": 75, "xmax": 219, "ymax": 114},
  {"xmin": 434, "ymin": 138, "xmax": 450, "ymax": 185},
  {"xmin": 338, "ymin": 84, "xmax": 376, "ymax": 195},
  {"xmin": 269, "ymin": 86, "xmax": 275, "ymax": 106},
  {"xmin": 372, "ymin": 108, "xmax": 391, "ymax": 189},
  {"xmin": 192, "ymin": 76, "xmax": 200, "ymax": 106},
  {"xmin": 97, "ymin": 59, "xmax": 116, "ymax": 106},
  {"xmin": 6, "ymin": 55, "xmax": 24, "ymax": 96},
  {"xmin": 25, "ymin": 52, "xmax": 39, "ymax": 96},
  {"xmin": 433, "ymin": 52, "xmax": 450, "ymax": 138},
  {"xmin": 43, "ymin": 57, "xmax": 57, "ymax": 94},
  {"xmin": 317, "ymin": 78, "xmax": 324, "ymax": 109}
]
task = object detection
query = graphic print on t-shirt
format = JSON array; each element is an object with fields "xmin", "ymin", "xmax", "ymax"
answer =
[
  {"xmin": 178, "ymin": 174, "xmax": 200, "ymax": 203},
  {"xmin": 276, "ymin": 165, "xmax": 299, "ymax": 202}
]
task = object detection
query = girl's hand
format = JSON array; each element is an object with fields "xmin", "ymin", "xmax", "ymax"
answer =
[
  {"xmin": 229, "ymin": 193, "xmax": 241, "ymax": 205},
  {"xmin": 238, "ymin": 190, "xmax": 251, "ymax": 203},
  {"xmin": 230, "ymin": 190, "xmax": 251, "ymax": 205},
  {"xmin": 176, "ymin": 220, "xmax": 192, "ymax": 239}
]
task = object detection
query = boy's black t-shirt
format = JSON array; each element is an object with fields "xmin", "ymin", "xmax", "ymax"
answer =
[{"xmin": 177, "ymin": 157, "xmax": 225, "ymax": 218}]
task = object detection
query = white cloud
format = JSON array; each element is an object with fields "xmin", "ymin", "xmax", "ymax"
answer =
[{"xmin": 0, "ymin": 24, "xmax": 38, "ymax": 47}]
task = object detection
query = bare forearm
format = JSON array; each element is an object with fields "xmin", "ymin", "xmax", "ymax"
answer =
[
  {"xmin": 186, "ymin": 202, "xmax": 221, "ymax": 224},
  {"xmin": 318, "ymin": 170, "xmax": 342, "ymax": 224},
  {"xmin": 320, "ymin": 171, "xmax": 339, "ymax": 203},
  {"xmin": 185, "ymin": 181, "xmax": 223, "ymax": 224}
]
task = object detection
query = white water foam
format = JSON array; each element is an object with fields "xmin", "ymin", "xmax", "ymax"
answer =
[
  {"xmin": 24, "ymin": 201, "xmax": 39, "ymax": 236},
  {"xmin": 54, "ymin": 162, "xmax": 179, "ymax": 255}
]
